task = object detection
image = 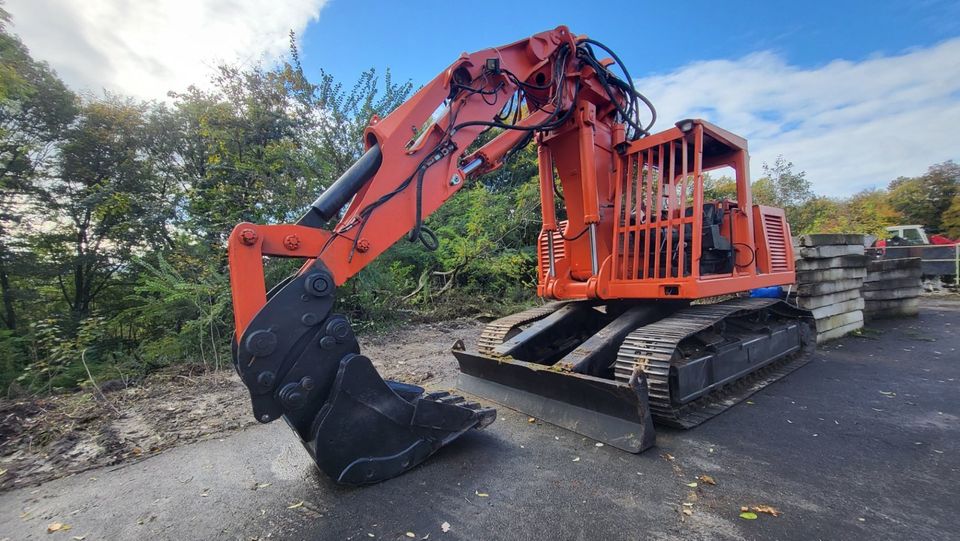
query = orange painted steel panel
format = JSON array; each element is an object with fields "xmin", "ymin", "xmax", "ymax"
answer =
[{"xmin": 539, "ymin": 119, "xmax": 795, "ymax": 302}]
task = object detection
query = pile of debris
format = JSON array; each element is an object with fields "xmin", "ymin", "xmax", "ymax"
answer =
[
  {"xmin": 794, "ymin": 234, "xmax": 867, "ymax": 343},
  {"xmin": 863, "ymin": 258, "xmax": 923, "ymax": 319}
]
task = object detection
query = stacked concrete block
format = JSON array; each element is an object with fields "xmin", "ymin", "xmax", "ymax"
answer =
[
  {"xmin": 795, "ymin": 234, "xmax": 867, "ymax": 343},
  {"xmin": 862, "ymin": 258, "xmax": 923, "ymax": 319}
]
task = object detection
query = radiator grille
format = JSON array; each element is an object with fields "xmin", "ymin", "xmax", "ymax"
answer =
[{"xmin": 763, "ymin": 213, "xmax": 790, "ymax": 272}]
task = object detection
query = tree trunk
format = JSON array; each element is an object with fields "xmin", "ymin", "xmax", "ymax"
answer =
[{"xmin": 0, "ymin": 249, "xmax": 15, "ymax": 330}]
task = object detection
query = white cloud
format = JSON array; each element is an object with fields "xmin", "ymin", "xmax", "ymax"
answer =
[
  {"xmin": 636, "ymin": 40, "xmax": 960, "ymax": 197},
  {"xmin": 6, "ymin": 0, "xmax": 328, "ymax": 100}
]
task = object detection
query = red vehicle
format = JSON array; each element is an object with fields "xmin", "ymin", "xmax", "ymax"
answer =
[{"xmin": 227, "ymin": 27, "xmax": 813, "ymax": 484}]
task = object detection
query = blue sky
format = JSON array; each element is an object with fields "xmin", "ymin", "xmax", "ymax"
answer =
[
  {"xmin": 7, "ymin": 0, "xmax": 960, "ymax": 196},
  {"xmin": 298, "ymin": 0, "xmax": 959, "ymax": 86}
]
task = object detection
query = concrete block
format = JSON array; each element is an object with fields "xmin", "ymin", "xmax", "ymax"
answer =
[
  {"xmin": 798, "ymin": 278, "xmax": 863, "ymax": 297},
  {"xmin": 863, "ymin": 298, "xmax": 920, "ymax": 318},
  {"xmin": 809, "ymin": 298, "xmax": 865, "ymax": 320},
  {"xmin": 797, "ymin": 267, "xmax": 867, "ymax": 283},
  {"xmin": 795, "ymin": 255, "xmax": 869, "ymax": 271},
  {"xmin": 799, "ymin": 234, "xmax": 866, "ymax": 247},
  {"xmin": 861, "ymin": 277, "xmax": 922, "ymax": 291},
  {"xmin": 799, "ymin": 244, "xmax": 865, "ymax": 259},
  {"xmin": 863, "ymin": 268, "xmax": 923, "ymax": 283},
  {"xmin": 861, "ymin": 287, "xmax": 923, "ymax": 301},
  {"xmin": 866, "ymin": 258, "xmax": 922, "ymax": 273},
  {"xmin": 797, "ymin": 288, "xmax": 862, "ymax": 310},
  {"xmin": 816, "ymin": 319, "xmax": 864, "ymax": 344},
  {"xmin": 815, "ymin": 310, "xmax": 864, "ymax": 334}
]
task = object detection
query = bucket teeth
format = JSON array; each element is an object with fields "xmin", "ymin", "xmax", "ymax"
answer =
[{"xmin": 305, "ymin": 354, "xmax": 496, "ymax": 485}]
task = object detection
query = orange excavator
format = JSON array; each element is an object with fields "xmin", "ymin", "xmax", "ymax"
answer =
[{"xmin": 228, "ymin": 27, "xmax": 813, "ymax": 485}]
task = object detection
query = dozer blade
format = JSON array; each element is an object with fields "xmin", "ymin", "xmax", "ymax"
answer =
[
  {"xmin": 454, "ymin": 347, "xmax": 656, "ymax": 452},
  {"xmin": 233, "ymin": 260, "xmax": 495, "ymax": 485}
]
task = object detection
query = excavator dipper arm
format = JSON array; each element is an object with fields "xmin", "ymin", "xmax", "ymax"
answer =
[{"xmin": 226, "ymin": 26, "xmax": 651, "ymax": 484}]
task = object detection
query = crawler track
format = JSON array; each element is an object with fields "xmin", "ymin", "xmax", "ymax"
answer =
[
  {"xmin": 615, "ymin": 298, "xmax": 813, "ymax": 428},
  {"xmin": 477, "ymin": 302, "xmax": 568, "ymax": 355}
]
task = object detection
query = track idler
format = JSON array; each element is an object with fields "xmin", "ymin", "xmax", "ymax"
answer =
[{"xmin": 233, "ymin": 260, "xmax": 495, "ymax": 485}]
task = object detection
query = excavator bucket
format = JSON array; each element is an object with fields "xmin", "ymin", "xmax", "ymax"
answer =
[{"xmin": 232, "ymin": 260, "xmax": 495, "ymax": 485}]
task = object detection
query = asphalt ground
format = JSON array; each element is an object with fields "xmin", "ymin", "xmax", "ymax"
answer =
[{"xmin": 2, "ymin": 299, "xmax": 958, "ymax": 541}]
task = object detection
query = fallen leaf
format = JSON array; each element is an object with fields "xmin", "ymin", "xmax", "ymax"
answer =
[
  {"xmin": 287, "ymin": 501, "xmax": 304, "ymax": 509},
  {"xmin": 663, "ymin": 453, "xmax": 675, "ymax": 461},
  {"xmin": 251, "ymin": 482, "xmax": 271, "ymax": 491},
  {"xmin": 475, "ymin": 491, "xmax": 489, "ymax": 497},
  {"xmin": 47, "ymin": 523, "xmax": 66, "ymax": 533},
  {"xmin": 0, "ymin": 468, "xmax": 6, "ymax": 476},
  {"xmin": 697, "ymin": 475, "xmax": 716, "ymax": 485},
  {"xmin": 527, "ymin": 417, "xmax": 536, "ymax": 423},
  {"xmin": 740, "ymin": 506, "xmax": 749, "ymax": 512},
  {"xmin": 682, "ymin": 508, "xmax": 693, "ymax": 516},
  {"xmin": 746, "ymin": 400, "xmax": 755, "ymax": 405},
  {"xmin": 367, "ymin": 534, "xmax": 374, "ymax": 538},
  {"xmin": 572, "ymin": 457, "xmax": 581, "ymax": 462},
  {"xmin": 752, "ymin": 505, "xmax": 780, "ymax": 517},
  {"xmin": 131, "ymin": 447, "xmax": 143, "ymax": 456},
  {"xmin": 441, "ymin": 521, "xmax": 451, "ymax": 533},
  {"xmin": 405, "ymin": 532, "xmax": 416, "ymax": 538},
  {"xmin": 685, "ymin": 482, "xmax": 698, "ymax": 488},
  {"xmin": 682, "ymin": 502, "xmax": 694, "ymax": 507},
  {"xmin": 739, "ymin": 512, "xmax": 758, "ymax": 520}
]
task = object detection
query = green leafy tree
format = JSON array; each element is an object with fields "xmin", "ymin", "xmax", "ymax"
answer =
[
  {"xmin": 887, "ymin": 161, "xmax": 959, "ymax": 232},
  {"xmin": 0, "ymin": 6, "xmax": 76, "ymax": 330},
  {"xmin": 702, "ymin": 174, "xmax": 737, "ymax": 201},
  {"xmin": 755, "ymin": 155, "xmax": 814, "ymax": 230},
  {"xmin": 941, "ymin": 195, "xmax": 960, "ymax": 239},
  {"xmin": 36, "ymin": 96, "xmax": 172, "ymax": 319}
]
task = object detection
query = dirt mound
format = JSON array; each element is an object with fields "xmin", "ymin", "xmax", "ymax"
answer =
[
  {"xmin": 0, "ymin": 318, "xmax": 484, "ymax": 492},
  {"xmin": 0, "ymin": 367, "xmax": 255, "ymax": 492}
]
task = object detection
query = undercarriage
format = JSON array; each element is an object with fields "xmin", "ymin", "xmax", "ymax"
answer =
[{"xmin": 454, "ymin": 298, "xmax": 814, "ymax": 451}]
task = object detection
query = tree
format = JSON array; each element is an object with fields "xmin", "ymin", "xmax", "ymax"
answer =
[
  {"xmin": 888, "ymin": 161, "xmax": 959, "ymax": 232},
  {"xmin": 755, "ymin": 155, "xmax": 814, "ymax": 231},
  {"xmin": 35, "ymin": 96, "xmax": 172, "ymax": 319},
  {"xmin": 171, "ymin": 37, "xmax": 413, "ymax": 244},
  {"xmin": 942, "ymin": 195, "xmax": 960, "ymax": 239},
  {"xmin": 702, "ymin": 174, "xmax": 737, "ymax": 202},
  {"xmin": 0, "ymin": 6, "xmax": 76, "ymax": 329}
]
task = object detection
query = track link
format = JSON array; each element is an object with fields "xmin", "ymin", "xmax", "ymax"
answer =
[
  {"xmin": 615, "ymin": 298, "xmax": 812, "ymax": 428},
  {"xmin": 477, "ymin": 302, "xmax": 568, "ymax": 355}
]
